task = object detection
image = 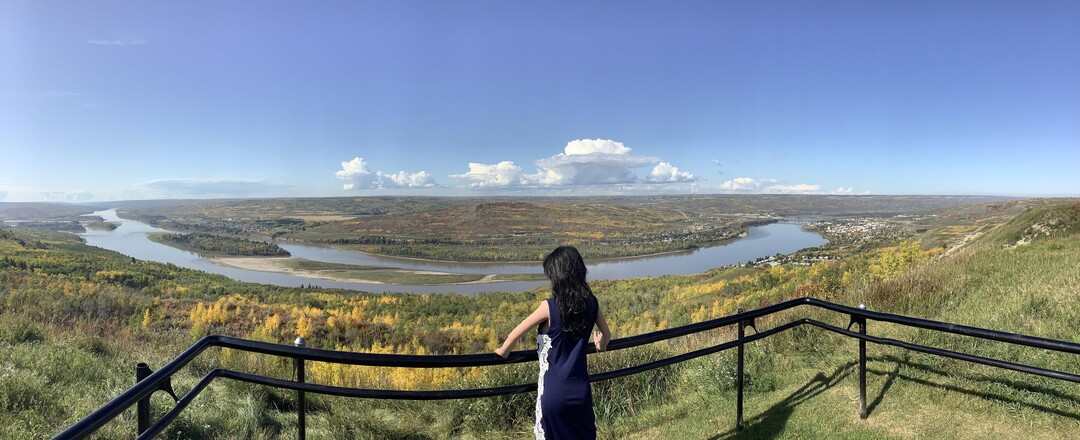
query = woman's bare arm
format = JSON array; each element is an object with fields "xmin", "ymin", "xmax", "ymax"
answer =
[
  {"xmin": 592, "ymin": 308, "xmax": 611, "ymax": 352},
  {"xmin": 495, "ymin": 301, "xmax": 549, "ymax": 358}
]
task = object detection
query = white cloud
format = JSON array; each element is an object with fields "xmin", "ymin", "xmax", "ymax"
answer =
[
  {"xmin": 451, "ymin": 161, "xmax": 530, "ymax": 188},
  {"xmin": 719, "ymin": 177, "xmax": 775, "ymax": 191},
  {"xmin": 533, "ymin": 147, "xmax": 657, "ymax": 185},
  {"xmin": 335, "ymin": 157, "xmax": 375, "ymax": 189},
  {"xmin": 833, "ymin": 186, "xmax": 855, "ymax": 194},
  {"xmin": 718, "ymin": 177, "xmax": 825, "ymax": 193},
  {"xmin": 39, "ymin": 191, "xmax": 93, "ymax": 201},
  {"xmin": 451, "ymin": 138, "xmax": 695, "ymax": 189},
  {"xmin": 378, "ymin": 170, "xmax": 438, "ymax": 188},
  {"xmin": 139, "ymin": 178, "xmax": 291, "ymax": 196},
  {"xmin": 646, "ymin": 162, "xmax": 696, "ymax": 183},
  {"xmin": 87, "ymin": 38, "xmax": 147, "ymax": 46},
  {"xmin": 765, "ymin": 183, "xmax": 820, "ymax": 193},
  {"xmin": 336, "ymin": 156, "xmax": 439, "ymax": 190},
  {"xmin": 563, "ymin": 138, "xmax": 632, "ymax": 155}
]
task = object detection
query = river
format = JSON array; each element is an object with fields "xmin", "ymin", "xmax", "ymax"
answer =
[{"xmin": 79, "ymin": 209, "xmax": 826, "ymax": 294}]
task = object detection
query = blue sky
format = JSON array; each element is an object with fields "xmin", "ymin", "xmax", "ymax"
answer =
[{"xmin": 2, "ymin": 1, "xmax": 1078, "ymax": 202}]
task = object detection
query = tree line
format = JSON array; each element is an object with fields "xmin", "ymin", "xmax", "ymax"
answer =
[{"xmin": 152, "ymin": 233, "xmax": 291, "ymax": 257}]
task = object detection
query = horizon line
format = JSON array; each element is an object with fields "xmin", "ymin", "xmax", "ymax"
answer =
[{"xmin": 2, "ymin": 194, "xmax": 1063, "ymax": 205}]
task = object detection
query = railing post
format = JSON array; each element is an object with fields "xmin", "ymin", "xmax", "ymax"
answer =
[
  {"xmin": 295, "ymin": 337, "xmax": 306, "ymax": 440},
  {"xmin": 736, "ymin": 309, "xmax": 746, "ymax": 431},
  {"xmin": 136, "ymin": 362, "xmax": 152, "ymax": 436},
  {"xmin": 856, "ymin": 303, "xmax": 867, "ymax": 419}
]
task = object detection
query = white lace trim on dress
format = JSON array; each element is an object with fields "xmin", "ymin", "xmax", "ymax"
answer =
[{"xmin": 534, "ymin": 333, "xmax": 552, "ymax": 440}]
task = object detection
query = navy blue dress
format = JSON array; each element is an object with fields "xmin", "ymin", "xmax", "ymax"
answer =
[{"xmin": 535, "ymin": 296, "xmax": 599, "ymax": 440}]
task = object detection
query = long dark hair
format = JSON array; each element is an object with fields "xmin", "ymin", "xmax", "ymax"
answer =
[{"xmin": 543, "ymin": 246, "xmax": 593, "ymax": 336}]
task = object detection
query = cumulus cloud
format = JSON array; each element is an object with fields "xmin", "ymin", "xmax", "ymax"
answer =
[
  {"xmin": 719, "ymin": 177, "xmax": 774, "ymax": 191},
  {"xmin": 765, "ymin": 183, "xmax": 820, "ymax": 193},
  {"xmin": 533, "ymin": 148, "xmax": 657, "ymax": 185},
  {"xmin": 39, "ymin": 191, "xmax": 93, "ymax": 201},
  {"xmin": 646, "ymin": 162, "xmax": 696, "ymax": 183},
  {"xmin": 833, "ymin": 186, "xmax": 855, "ymax": 194},
  {"xmin": 378, "ymin": 170, "xmax": 438, "ymax": 188},
  {"xmin": 563, "ymin": 138, "xmax": 632, "ymax": 155},
  {"xmin": 451, "ymin": 161, "xmax": 530, "ymax": 188},
  {"xmin": 335, "ymin": 157, "xmax": 374, "ymax": 190},
  {"xmin": 336, "ymin": 156, "xmax": 439, "ymax": 189},
  {"xmin": 452, "ymin": 138, "xmax": 694, "ymax": 188},
  {"xmin": 139, "ymin": 178, "xmax": 291, "ymax": 196},
  {"xmin": 718, "ymin": 177, "xmax": 825, "ymax": 193}
]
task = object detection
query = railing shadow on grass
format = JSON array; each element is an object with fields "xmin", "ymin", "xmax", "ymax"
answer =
[
  {"xmin": 866, "ymin": 352, "xmax": 906, "ymax": 417},
  {"xmin": 864, "ymin": 353, "xmax": 1080, "ymax": 420},
  {"xmin": 708, "ymin": 361, "xmax": 856, "ymax": 440},
  {"xmin": 709, "ymin": 352, "xmax": 1080, "ymax": 440},
  {"xmin": 54, "ymin": 297, "xmax": 1080, "ymax": 440}
]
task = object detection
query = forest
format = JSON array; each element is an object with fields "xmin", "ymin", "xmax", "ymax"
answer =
[{"xmin": 149, "ymin": 232, "xmax": 291, "ymax": 258}]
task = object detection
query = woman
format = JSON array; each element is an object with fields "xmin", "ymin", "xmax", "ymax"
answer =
[{"xmin": 495, "ymin": 246, "xmax": 612, "ymax": 440}]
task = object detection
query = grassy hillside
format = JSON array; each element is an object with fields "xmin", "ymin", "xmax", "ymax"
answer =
[
  {"xmin": 612, "ymin": 202, "xmax": 1080, "ymax": 439},
  {"xmin": 0, "ymin": 201, "xmax": 1076, "ymax": 439}
]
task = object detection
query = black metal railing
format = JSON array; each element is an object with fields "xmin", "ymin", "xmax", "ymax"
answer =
[{"xmin": 54, "ymin": 297, "xmax": 1080, "ymax": 439}]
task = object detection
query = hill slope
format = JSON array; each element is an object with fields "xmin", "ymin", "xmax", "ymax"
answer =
[{"xmin": 612, "ymin": 202, "xmax": 1080, "ymax": 439}]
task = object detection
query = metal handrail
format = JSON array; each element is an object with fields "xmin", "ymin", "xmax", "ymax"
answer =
[{"xmin": 55, "ymin": 297, "xmax": 1080, "ymax": 439}]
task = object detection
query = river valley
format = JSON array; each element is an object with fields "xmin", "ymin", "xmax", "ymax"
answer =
[{"xmin": 80, "ymin": 209, "xmax": 827, "ymax": 294}]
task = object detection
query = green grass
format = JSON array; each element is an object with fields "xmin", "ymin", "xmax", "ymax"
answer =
[
  {"xmin": 607, "ymin": 347, "xmax": 1078, "ymax": 440},
  {"xmin": 602, "ymin": 205, "xmax": 1080, "ymax": 439},
  {"xmin": 280, "ymin": 259, "xmax": 387, "ymax": 271}
]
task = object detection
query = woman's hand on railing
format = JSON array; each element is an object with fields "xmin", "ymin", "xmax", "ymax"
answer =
[
  {"xmin": 494, "ymin": 346, "xmax": 511, "ymax": 358},
  {"xmin": 593, "ymin": 330, "xmax": 608, "ymax": 352},
  {"xmin": 593, "ymin": 308, "xmax": 611, "ymax": 352}
]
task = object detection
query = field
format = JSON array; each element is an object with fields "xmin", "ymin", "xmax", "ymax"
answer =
[{"xmin": 0, "ymin": 197, "xmax": 1076, "ymax": 439}]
